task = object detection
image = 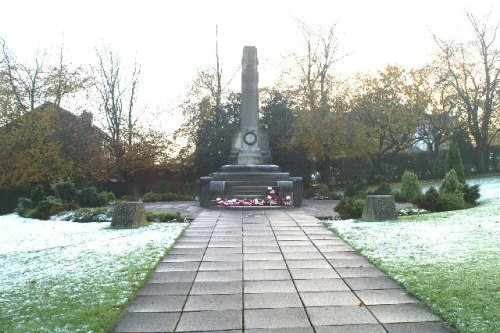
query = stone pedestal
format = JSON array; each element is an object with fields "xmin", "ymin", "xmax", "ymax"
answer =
[
  {"xmin": 362, "ymin": 195, "xmax": 397, "ymax": 221},
  {"xmin": 111, "ymin": 202, "xmax": 148, "ymax": 228}
]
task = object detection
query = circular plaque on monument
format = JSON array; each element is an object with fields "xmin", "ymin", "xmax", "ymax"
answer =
[{"xmin": 243, "ymin": 131, "xmax": 257, "ymax": 145}]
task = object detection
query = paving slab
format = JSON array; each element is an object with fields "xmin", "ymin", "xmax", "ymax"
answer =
[
  {"xmin": 355, "ymin": 289, "xmax": 420, "ymax": 305},
  {"xmin": 184, "ymin": 294, "xmax": 242, "ymax": 311},
  {"xmin": 295, "ymin": 278, "xmax": 350, "ymax": 292},
  {"xmin": 190, "ymin": 281, "xmax": 242, "ymax": 295},
  {"xmin": 384, "ymin": 322, "xmax": 457, "ymax": 333},
  {"xmin": 307, "ymin": 306, "xmax": 379, "ymax": 326},
  {"xmin": 315, "ymin": 324, "xmax": 387, "ymax": 333},
  {"xmin": 199, "ymin": 261, "xmax": 242, "ymax": 271},
  {"xmin": 244, "ymin": 292, "xmax": 302, "ymax": 309},
  {"xmin": 244, "ymin": 260, "xmax": 287, "ymax": 270},
  {"xmin": 111, "ymin": 312, "xmax": 180, "ymax": 332},
  {"xmin": 289, "ymin": 268, "xmax": 340, "ymax": 279},
  {"xmin": 368, "ymin": 303, "xmax": 442, "ymax": 323},
  {"xmin": 125, "ymin": 295, "xmax": 186, "ymax": 312},
  {"xmin": 176, "ymin": 310, "xmax": 242, "ymax": 331},
  {"xmin": 244, "ymin": 269, "xmax": 291, "ymax": 281},
  {"xmin": 300, "ymin": 291, "xmax": 361, "ymax": 307},
  {"xmin": 244, "ymin": 280, "xmax": 296, "ymax": 293},
  {"xmin": 136, "ymin": 282, "xmax": 193, "ymax": 296},
  {"xmin": 244, "ymin": 308, "xmax": 311, "ymax": 329},
  {"xmin": 112, "ymin": 208, "xmax": 456, "ymax": 332}
]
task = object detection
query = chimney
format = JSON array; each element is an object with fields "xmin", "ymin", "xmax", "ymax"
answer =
[{"xmin": 80, "ymin": 111, "xmax": 93, "ymax": 125}]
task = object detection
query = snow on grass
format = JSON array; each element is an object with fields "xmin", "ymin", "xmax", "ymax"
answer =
[
  {"xmin": 325, "ymin": 177, "xmax": 500, "ymax": 333},
  {"xmin": 0, "ymin": 215, "xmax": 188, "ymax": 333}
]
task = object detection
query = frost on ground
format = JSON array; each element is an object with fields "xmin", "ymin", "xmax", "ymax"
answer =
[
  {"xmin": 325, "ymin": 177, "xmax": 500, "ymax": 333},
  {"xmin": 0, "ymin": 215, "xmax": 187, "ymax": 333}
]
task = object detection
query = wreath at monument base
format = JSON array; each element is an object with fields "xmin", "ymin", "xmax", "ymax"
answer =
[{"xmin": 215, "ymin": 187, "xmax": 294, "ymax": 207}]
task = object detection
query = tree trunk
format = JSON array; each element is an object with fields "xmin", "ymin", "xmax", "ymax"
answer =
[{"xmin": 475, "ymin": 144, "xmax": 487, "ymax": 174}]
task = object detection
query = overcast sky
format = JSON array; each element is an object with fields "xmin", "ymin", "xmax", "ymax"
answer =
[{"xmin": 1, "ymin": 0, "xmax": 498, "ymax": 132}]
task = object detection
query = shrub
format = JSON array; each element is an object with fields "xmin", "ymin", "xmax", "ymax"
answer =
[
  {"xmin": 143, "ymin": 192, "xmax": 161, "ymax": 202},
  {"xmin": 106, "ymin": 191, "xmax": 116, "ymax": 203},
  {"xmin": 77, "ymin": 187, "xmax": 107, "ymax": 207},
  {"xmin": 413, "ymin": 187, "xmax": 440, "ymax": 212},
  {"xmin": 437, "ymin": 193, "xmax": 467, "ymax": 211},
  {"xmin": 413, "ymin": 187, "xmax": 467, "ymax": 212},
  {"xmin": 30, "ymin": 185, "xmax": 45, "ymax": 205},
  {"xmin": 160, "ymin": 193, "xmax": 193, "ymax": 201},
  {"xmin": 16, "ymin": 197, "xmax": 33, "ymax": 216},
  {"xmin": 440, "ymin": 169, "xmax": 464, "ymax": 195},
  {"xmin": 446, "ymin": 142, "xmax": 465, "ymax": 184},
  {"xmin": 51, "ymin": 180, "xmax": 77, "ymax": 202},
  {"xmin": 30, "ymin": 199, "xmax": 61, "ymax": 220},
  {"xmin": 390, "ymin": 190, "xmax": 405, "ymax": 203},
  {"xmin": 120, "ymin": 195, "xmax": 139, "ymax": 201},
  {"xmin": 334, "ymin": 198, "xmax": 364, "ymax": 219},
  {"xmin": 344, "ymin": 179, "xmax": 368, "ymax": 198},
  {"xmin": 374, "ymin": 182, "xmax": 392, "ymax": 195},
  {"xmin": 463, "ymin": 184, "xmax": 480, "ymax": 204},
  {"xmin": 146, "ymin": 211, "xmax": 183, "ymax": 222},
  {"xmin": 71, "ymin": 208, "xmax": 112, "ymax": 222},
  {"xmin": 400, "ymin": 171, "xmax": 421, "ymax": 201},
  {"xmin": 317, "ymin": 184, "xmax": 330, "ymax": 199}
]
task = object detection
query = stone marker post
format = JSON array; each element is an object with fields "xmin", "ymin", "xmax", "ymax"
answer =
[{"xmin": 362, "ymin": 195, "xmax": 397, "ymax": 221}]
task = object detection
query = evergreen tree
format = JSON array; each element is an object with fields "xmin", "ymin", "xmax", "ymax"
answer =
[{"xmin": 445, "ymin": 142, "xmax": 465, "ymax": 184}]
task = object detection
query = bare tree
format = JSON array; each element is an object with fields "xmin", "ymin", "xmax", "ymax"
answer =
[
  {"xmin": 288, "ymin": 20, "xmax": 344, "ymax": 113},
  {"xmin": 0, "ymin": 38, "xmax": 48, "ymax": 113},
  {"xmin": 49, "ymin": 41, "xmax": 88, "ymax": 109},
  {"xmin": 434, "ymin": 11, "xmax": 500, "ymax": 172},
  {"xmin": 94, "ymin": 47, "xmax": 141, "ymax": 157}
]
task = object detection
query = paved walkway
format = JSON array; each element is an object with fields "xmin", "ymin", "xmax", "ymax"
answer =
[{"xmin": 111, "ymin": 209, "xmax": 456, "ymax": 333}]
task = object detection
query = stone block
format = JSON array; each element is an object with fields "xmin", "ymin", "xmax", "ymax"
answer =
[
  {"xmin": 111, "ymin": 201, "xmax": 147, "ymax": 228},
  {"xmin": 199, "ymin": 176, "xmax": 212, "ymax": 208},
  {"xmin": 362, "ymin": 195, "xmax": 397, "ymax": 221}
]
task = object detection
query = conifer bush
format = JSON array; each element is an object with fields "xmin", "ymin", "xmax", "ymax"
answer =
[
  {"xmin": 440, "ymin": 169, "xmax": 464, "ymax": 195},
  {"xmin": 445, "ymin": 142, "xmax": 465, "ymax": 184},
  {"xmin": 400, "ymin": 171, "xmax": 421, "ymax": 201},
  {"xmin": 52, "ymin": 180, "xmax": 77, "ymax": 202}
]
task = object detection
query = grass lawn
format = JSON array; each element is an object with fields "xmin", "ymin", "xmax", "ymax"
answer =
[
  {"xmin": 325, "ymin": 178, "xmax": 499, "ymax": 333},
  {"xmin": 0, "ymin": 215, "xmax": 187, "ymax": 333}
]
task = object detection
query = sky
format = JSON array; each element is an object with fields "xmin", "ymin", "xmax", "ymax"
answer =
[{"xmin": 1, "ymin": 0, "xmax": 498, "ymax": 133}]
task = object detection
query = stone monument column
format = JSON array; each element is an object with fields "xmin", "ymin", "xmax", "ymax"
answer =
[
  {"xmin": 228, "ymin": 46, "xmax": 272, "ymax": 165},
  {"xmin": 241, "ymin": 46, "xmax": 259, "ymax": 131}
]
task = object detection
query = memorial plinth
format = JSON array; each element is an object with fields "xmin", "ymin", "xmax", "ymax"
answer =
[{"xmin": 199, "ymin": 46, "xmax": 302, "ymax": 208}]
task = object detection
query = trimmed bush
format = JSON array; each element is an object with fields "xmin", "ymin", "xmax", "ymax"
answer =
[
  {"xmin": 446, "ymin": 142, "xmax": 465, "ymax": 184},
  {"xmin": 344, "ymin": 179, "xmax": 368, "ymax": 198},
  {"xmin": 390, "ymin": 190, "xmax": 405, "ymax": 203},
  {"xmin": 374, "ymin": 182, "xmax": 392, "ymax": 195},
  {"xmin": 106, "ymin": 191, "xmax": 116, "ymax": 203},
  {"xmin": 142, "ymin": 192, "xmax": 194, "ymax": 202},
  {"xmin": 160, "ymin": 193, "xmax": 193, "ymax": 201},
  {"xmin": 77, "ymin": 187, "xmax": 107, "ymax": 207},
  {"xmin": 30, "ymin": 185, "xmax": 45, "ymax": 205},
  {"xmin": 440, "ymin": 169, "xmax": 464, "ymax": 195},
  {"xmin": 146, "ymin": 211, "xmax": 183, "ymax": 222},
  {"xmin": 51, "ymin": 180, "xmax": 77, "ymax": 202},
  {"xmin": 16, "ymin": 198, "xmax": 33, "ymax": 216},
  {"xmin": 142, "ymin": 192, "xmax": 161, "ymax": 202},
  {"xmin": 334, "ymin": 198, "xmax": 364, "ymax": 219},
  {"xmin": 413, "ymin": 187, "xmax": 467, "ymax": 212},
  {"xmin": 71, "ymin": 208, "xmax": 112, "ymax": 222},
  {"xmin": 463, "ymin": 184, "xmax": 480, "ymax": 204},
  {"xmin": 317, "ymin": 184, "xmax": 330, "ymax": 199},
  {"xmin": 413, "ymin": 187, "xmax": 439, "ymax": 212},
  {"xmin": 400, "ymin": 171, "xmax": 421, "ymax": 201}
]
